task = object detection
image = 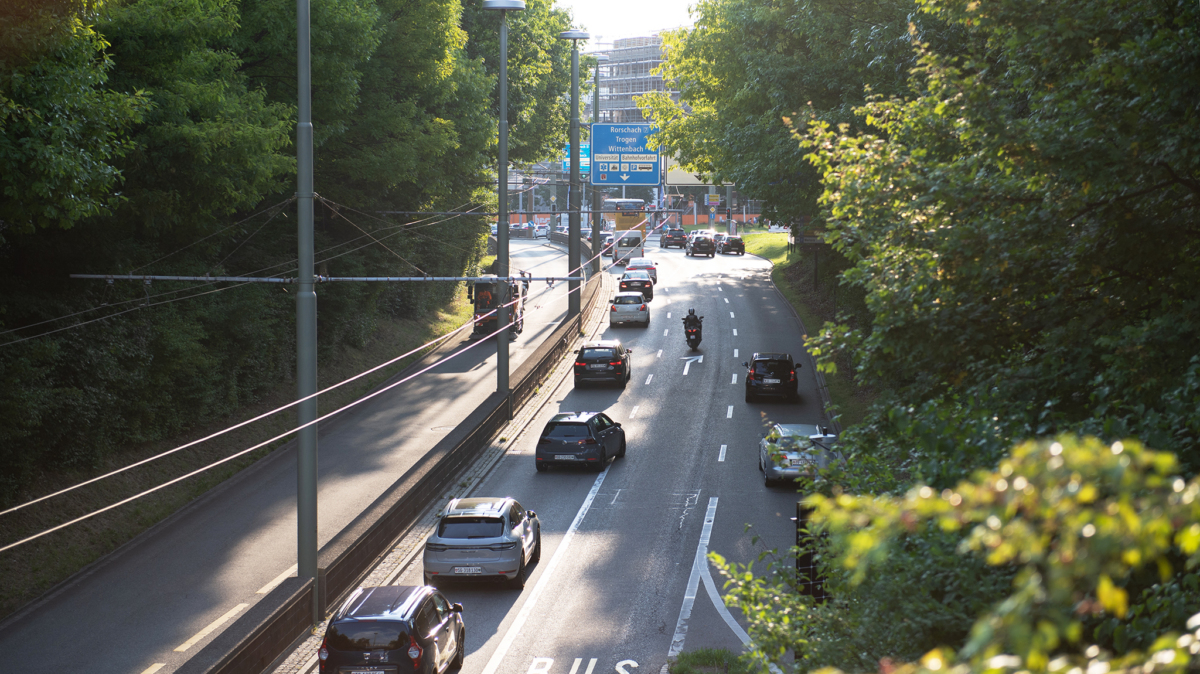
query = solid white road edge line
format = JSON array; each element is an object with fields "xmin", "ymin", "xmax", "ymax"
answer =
[
  {"xmin": 256, "ymin": 564, "xmax": 297, "ymax": 594},
  {"xmin": 175, "ymin": 603, "xmax": 248, "ymax": 652},
  {"xmin": 701, "ymin": 563, "xmax": 783, "ymax": 674},
  {"xmin": 140, "ymin": 664, "xmax": 165, "ymax": 674},
  {"xmin": 479, "ymin": 466, "xmax": 610, "ymax": 674},
  {"xmin": 667, "ymin": 496, "xmax": 718, "ymax": 657}
]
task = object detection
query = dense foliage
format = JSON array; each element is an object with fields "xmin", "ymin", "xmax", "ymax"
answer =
[
  {"xmin": 0, "ymin": 0, "xmax": 576, "ymax": 498},
  {"xmin": 720, "ymin": 437, "xmax": 1200, "ymax": 674}
]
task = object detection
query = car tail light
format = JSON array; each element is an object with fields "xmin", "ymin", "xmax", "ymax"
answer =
[
  {"xmin": 790, "ymin": 370, "xmax": 796, "ymax": 381},
  {"xmin": 538, "ymin": 437, "xmax": 550, "ymax": 444},
  {"xmin": 640, "ymin": 304, "xmax": 647, "ymax": 311},
  {"xmin": 408, "ymin": 635, "xmax": 423, "ymax": 668},
  {"xmin": 318, "ymin": 636, "xmax": 329, "ymax": 665},
  {"xmin": 610, "ymin": 361, "xmax": 622, "ymax": 366},
  {"xmin": 575, "ymin": 361, "xmax": 585, "ymax": 367},
  {"xmin": 611, "ymin": 305, "xmax": 617, "ymax": 311}
]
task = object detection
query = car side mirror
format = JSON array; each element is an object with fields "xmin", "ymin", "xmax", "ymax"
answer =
[
  {"xmin": 627, "ymin": 349, "xmax": 633, "ymax": 353},
  {"xmin": 609, "ymin": 299, "xmax": 615, "ymax": 303},
  {"xmin": 526, "ymin": 510, "xmax": 536, "ymax": 519},
  {"xmin": 614, "ymin": 422, "xmax": 622, "ymax": 427},
  {"xmin": 452, "ymin": 603, "xmax": 464, "ymax": 613},
  {"xmin": 742, "ymin": 362, "xmax": 749, "ymax": 368}
]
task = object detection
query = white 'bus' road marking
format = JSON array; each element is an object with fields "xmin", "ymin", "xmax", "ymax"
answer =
[
  {"xmin": 630, "ymin": 405, "xmax": 639, "ymax": 418},
  {"xmin": 480, "ymin": 465, "xmax": 611, "ymax": 674},
  {"xmin": 731, "ymin": 374, "xmax": 737, "ymax": 384},
  {"xmin": 726, "ymin": 405, "xmax": 734, "ymax": 418},
  {"xmin": 719, "ymin": 444, "xmax": 727, "ymax": 462},
  {"xmin": 645, "ymin": 374, "xmax": 653, "ymax": 385},
  {"xmin": 668, "ymin": 497, "xmax": 719, "ymax": 656},
  {"xmin": 175, "ymin": 603, "xmax": 247, "ymax": 652}
]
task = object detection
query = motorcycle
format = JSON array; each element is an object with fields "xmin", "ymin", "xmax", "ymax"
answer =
[{"xmin": 683, "ymin": 316, "xmax": 704, "ymax": 350}]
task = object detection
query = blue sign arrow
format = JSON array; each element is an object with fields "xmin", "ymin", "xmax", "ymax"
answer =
[{"xmin": 589, "ymin": 123, "xmax": 660, "ymax": 186}]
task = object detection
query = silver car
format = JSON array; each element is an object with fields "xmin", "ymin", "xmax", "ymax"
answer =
[
  {"xmin": 758, "ymin": 423, "xmax": 841, "ymax": 486},
  {"xmin": 609, "ymin": 291, "xmax": 650, "ymax": 326},
  {"xmin": 423, "ymin": 497, "xmax": 541, "ymax": 588}
]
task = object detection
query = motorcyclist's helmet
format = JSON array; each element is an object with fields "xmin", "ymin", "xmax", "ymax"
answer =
[{"xmin": 688, "ymin": 308, "xmax": 696, "ymax": 316}]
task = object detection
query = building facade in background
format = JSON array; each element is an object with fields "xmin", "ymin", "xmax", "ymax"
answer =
[{"xmin": 587, "ymin": 36, "xmax": 681, "ymax": 124}]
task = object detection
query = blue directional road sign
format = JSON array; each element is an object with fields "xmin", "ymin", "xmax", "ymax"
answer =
[
  {"xmin": 590, "ymin": 123, "xmax": 660, "ymax": 186},
  {"xmin": 561, "ymin": 142, "xmax": 590, "ymax": 174}
]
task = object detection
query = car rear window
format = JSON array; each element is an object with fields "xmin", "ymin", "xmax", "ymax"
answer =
[
  {"xmin": 618, "ymin": 235, "xmax": 642, "ymax": 246},
  {"xmin": 438, "ymin": 517, "xmax": 505, "ymax": 539},
  {"xmin": 615, "ymin": 296, "xmax": 643, "ymax": 305},
  {"xmin": 728, "ymin": 237, "xmax": 742, "ymax": 243},
  {"xmin": 543, "ymin": 422, "xmax": 591, "ymax": 439},
  {"xmin": 754, "ymin": 361, "xmax": 792, "ymax": 376},
  {"xmin": 581, "ymin": 347, "xmax": 616, "ymax": 359},
  {"xmin": 326, "ymin": 622, "xmax": 407, "ymax": 651}
]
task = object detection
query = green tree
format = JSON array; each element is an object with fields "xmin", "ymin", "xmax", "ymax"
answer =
[
  {"xmin": 0, "ymin": 0, "xmax": 147, "ymax": 236},
  {"xmin": 719, "ymin": 437, "xmax": 1200, "ymax": 674}
]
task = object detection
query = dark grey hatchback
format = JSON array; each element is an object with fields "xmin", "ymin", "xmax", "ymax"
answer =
[
  {"xmin": 535, "ymin": 412, "xmax": 626, "ymax": 472},
  {"xmin": 319, "ymin": 585, "xmax": 464, "ymax": 674},
  {"xmin": 744, "ymin": 352, "xmax": 800, "ymax": 402}
]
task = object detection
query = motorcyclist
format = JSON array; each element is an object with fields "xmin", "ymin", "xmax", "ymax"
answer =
[{"xmin": 682, "ymin": 308, "xmax": 703, "ymax": 335}]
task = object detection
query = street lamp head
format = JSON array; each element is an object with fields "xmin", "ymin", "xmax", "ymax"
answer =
[
  {"xmin": 558, "ymin": 29, "xmax": 590, "ymax": 41},
  {"xmin": 482, "ymin": 0, "xmax": 525, "ymax": 10}
]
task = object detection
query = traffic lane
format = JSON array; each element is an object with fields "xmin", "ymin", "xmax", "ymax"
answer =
[{"xmin": 0, "ymin": 243, "xmax": 569, "ymax": 674}]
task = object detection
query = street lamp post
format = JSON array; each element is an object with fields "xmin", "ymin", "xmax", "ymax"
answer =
[
  {"xmin": 559, "ymin": 29, "xmax": 589, "ymax": 318},
  {"xmin": 590, "ymin": 52, "xmax": 609, "ymax": 275},
  {"xmin": 484, "ymin": 0, "xmax": 525, "ymax": 396}
]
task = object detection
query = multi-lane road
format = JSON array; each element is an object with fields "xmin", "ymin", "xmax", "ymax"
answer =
[{"xmin": 301, "ymin": 236, "xmax": 828, "ymax": 674}]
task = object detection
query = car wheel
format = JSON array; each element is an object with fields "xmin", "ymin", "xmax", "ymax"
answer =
[
  {"xmin": 745, "ymin": 390, "xmax": 754, "ymax": 403},
  {"xmin": 574, "ymin": 377, "xmax": 583, "ymax": 388},
  {"xmin": 530, "ymin": 529, "xmax": 542, "ymax": 563},
  {"xmin": 451, "ymin": 628, "xmax": 465, "ymax": 670},
  {"xmin": 617, "ymin": 438, "xmax": 626, "ymax": 458},
  {"xmin": 595, "ymin": 447, "xmax": 607, "ymax": 472},
  {"xmin": 423, "ymin": 572, "xmax": 438, "ymax": 587},
  {"xmin": 709, "ymin": 253, "xmax": 715, "ymax": 258},
  {"xmin": 536, "ymin": 462, "xmax": 547, "ymax": 472},
  {"xmin": 508, "ymin": 555, "xmax": 526, "ymax": 589}
]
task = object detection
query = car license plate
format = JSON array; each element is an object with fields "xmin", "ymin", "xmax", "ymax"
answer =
[
  {"xmin": 790, "ymin": 458, "xmax": 807, "ymax": 466},
  {"xmin": 556, "ymin": 455, "xmax": 580, "ymax": 461},
  {"xmin": 453, "ymin": 566, "xmax": 483, "ymax": 574},
  {"xmin": 588, "ymin": 364, "xmax": 607, "ymax": 370},
  {"xmin": 764, "ymin": 378, "xmax": 780, "ymax": 384}
]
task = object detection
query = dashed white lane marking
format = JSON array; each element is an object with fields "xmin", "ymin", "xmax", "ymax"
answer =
[
  {"xmin": 668, "ymin": 497, "xmax": 719, "ymax": 657},
  {"xmin": 645, "ymin": 374, "xmax": 653, "ymax": 385},
  {"xmin": 667, "ymin": 312, "xmax": 672, "ymax": 318},
  {"xmin": 175, "ymin": 603, "xmax": 248, "ymax": 652},
  {"xmin": 256, "ymin": 564, "xmax": 296, "ymax": 594},
  {"xmin": 730, "ymin": 312, "xmax": 735, "ymax": 318},
  {"xmin": 726, "ymin": 405, "xmax": 733, "ymax": 418},
  {"xmin": 630, "ymin": 405, "xmax": 640, "ymax": 418},
  {"xmin": 663, "ymin": 329, "xmax": 669, "ymax": 336},
  {"xmin": 732, "ymin": 329, "xmax": 738, "ymax": 336},
  {"xmin": 657, "ymin": 349, "xmax": 662, "ymax": 358},
  {"xmin": 480, "ymin": 465, "xmax": 610, "ymax": 674},
  {"xmin": 718, "ymin": 445, "xmax": 727, "ymax": 462},
  {"xmin": 731, "ymin": 374, "xmax": 737, "ymax": 384},
  {"xmin": 734, "ymin": 349, "xmax": 738, "ymax": 357},
  {"xmin": 724, "ymin": 298, "xmax": 729, "ymax": 304},
  {"xmin": 140, "ymin": 665, "xmax": 165, "ymax": 674}
]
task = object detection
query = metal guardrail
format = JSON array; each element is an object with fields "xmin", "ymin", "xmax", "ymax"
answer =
[{"xmin": 180, "ymin": 270, "xmax": 604, "ymax": 674}]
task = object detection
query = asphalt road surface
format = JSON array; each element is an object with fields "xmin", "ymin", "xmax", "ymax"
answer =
[
  {"xmin": 0, "ymin": 240, "xmax": 577, "ymax": 674},
  {"xmin": 377, "ymin": 236, "xmax": 828, "ymax": 674}
]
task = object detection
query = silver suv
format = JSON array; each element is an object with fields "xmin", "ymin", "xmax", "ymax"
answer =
[{"xmin": 423, "ymin": 497, "xmax": 541, "ymax": 588}]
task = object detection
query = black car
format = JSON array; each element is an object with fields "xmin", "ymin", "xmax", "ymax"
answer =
[
  {"xmin": 573, "ymin": 340, "xmax": 632, "ymax": 388},
  {"xmin": 535, "ymin": 411, "xmax": 626, "ymax": 472},
  {"xmin": 719, "ymin": 235, "xmax": 745, "ymax": 255},
  {"xmin": 619, "ymin": 270, "xmax": 654, "ymax": 301},
  {"xmin": 661, "ymin": 228, "xmax": 687, "ymax": 248},
  {"xmin": 686, "ymin": 235, "xmax": 716, "ymax": 257},
  {"xmin": 744, "ymin": 352, "xmax": 800, "ymax": 402},
  {"xmin": 319, "ymin": 585, "xmax": 464, "ymax": 674}
]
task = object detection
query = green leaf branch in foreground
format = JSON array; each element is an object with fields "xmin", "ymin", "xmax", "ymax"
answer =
[{"xmin": 717, "ymin": 436, "xmax": 1200, "ymax": 674}]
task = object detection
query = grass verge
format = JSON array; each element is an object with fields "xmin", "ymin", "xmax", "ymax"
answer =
[
  {"xmin": 742, "ymin": 231, "xmax": 873, "ymax": 429},
  {"xmin": 670, "ymin": 648, "xmax": 754, "ymax": 674},
  {"xmin": 0, "ymin": 293, "xmax": 476, "ymax": 620}
]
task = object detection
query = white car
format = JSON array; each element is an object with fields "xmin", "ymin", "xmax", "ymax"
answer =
[
  {"xmin": 625, "ymin": 257, "xmax": 657, "ymax": 284},
  {"xmin": 609, "ymin": 291, "xmax": 650, "ymax": 326},
  {"xmin": 534, "ymin": 223, "xmax": 549, "ymax": 238},
  {"xmin": 759, "ymin": 424, "xmax": 841, "ymax": 486},
  {"xmin": 423, "ymin": 497, "xmax": 541, "ymax": 588}
]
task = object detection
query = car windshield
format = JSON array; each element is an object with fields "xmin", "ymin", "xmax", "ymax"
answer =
[
  {"xmin": 615, "ymin": 296, "xmax": 643, "ymax": 305},
  {"xmin": 326, "ymin": 622, "xmax": 406, "ymax": 651},
  {"xmin": 753, "ymin": 361, "xmax": 791, "ymax": 376},
  {"xmin": 438, "ymin": 517, "xmax": 504, "ymax": 539},
  {"xmin": 581, "ymin": 347, "xmax": 616, "ymax": 359},
  {"xmin": 543, "ymin": 422, "xmax": 591, "ymax": 438}
]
